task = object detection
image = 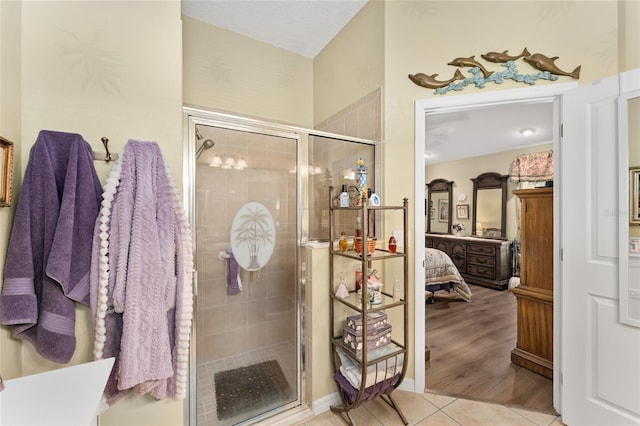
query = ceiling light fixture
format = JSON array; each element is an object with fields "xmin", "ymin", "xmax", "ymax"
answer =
[
  {"xmin": 209, "ymin": 154, "xmax": 223, "ymax": 167},
  {"xmin": 520, "ymin": 128, "xmax": 535, "ymax": 136},
  {"xmin": 234, "ymin": 158, "xmax": 247, "ymax": 170}
]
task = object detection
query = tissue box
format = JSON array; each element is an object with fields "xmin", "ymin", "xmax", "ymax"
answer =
[
  {"xmin": 346, "ymin": 312, "xmax": 388, "ymax": 332},
  {"xmin": 342, "ymin": 323, "xmax": 392, "ymax": 354}
]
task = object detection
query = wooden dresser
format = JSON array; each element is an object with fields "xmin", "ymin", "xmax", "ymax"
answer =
[
  {"xmin": 510, "ymin": 187, "xmax": 553, "ymax": 379},
  {"xmin": 425, "ymin": 234, "xmax": 512, "ymax": 290}
]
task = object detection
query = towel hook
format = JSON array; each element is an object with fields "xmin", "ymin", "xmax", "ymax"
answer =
[
  {"xmin": 92, "ymin": 137, "xmax": 118, "ymax": 162},
  {"xmin": 101, "ymin": 137, "xmax": 113, "ymax": 162}
]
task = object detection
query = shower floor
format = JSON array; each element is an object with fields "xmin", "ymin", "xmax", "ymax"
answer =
[{"xmin": 197, "ymin": 342, "xmax": 297, "ymax": 426}]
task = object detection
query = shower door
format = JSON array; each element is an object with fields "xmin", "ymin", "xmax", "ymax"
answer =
[{"xmin": 188, "ymin": 119, "xmax": 301, "ymax": 426}]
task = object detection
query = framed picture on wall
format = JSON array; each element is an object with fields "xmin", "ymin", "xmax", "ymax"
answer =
[
  {"xmin": 438, "ymin": 199, "xmax": 449, "ymax": 222},
  {"xmin": 631, "ymin": 166, "xmax": 640, "ymax": 225},
  {"xmin": 0, "ymin": 137, "xmax": 14, "ymax": 207},
  {"xmin": 456, "ymin": 204, "xmax": 469, "ymax": 220}
]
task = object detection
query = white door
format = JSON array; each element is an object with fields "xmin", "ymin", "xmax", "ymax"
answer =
[{"xmin": 561, "ymin": 74, "xmax": 640, "ymax": 425}]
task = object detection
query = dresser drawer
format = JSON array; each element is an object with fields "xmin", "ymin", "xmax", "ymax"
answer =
[
  {"xmin": 467, "ymin": 243, "xmax": 496, "ymax": 256},
  {"xmin": 467, "ymin": 264, "xmax": 496, "ymax": 280},
  {"xmin": 468, "ymin": 254, "xmax": 496, "ymax": 267},
  {"xmin": 433, "ymin": 241, "xmax": 448, "ymax": 253}
]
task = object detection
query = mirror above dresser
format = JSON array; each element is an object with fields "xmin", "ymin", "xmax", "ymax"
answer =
[
  {"xmin": 426, "ymin": 179, "xmax": 453, "ymax": 234},
  {"xmin": 471, "ymin": 172, "xmax": 509, "ymax": 239}
]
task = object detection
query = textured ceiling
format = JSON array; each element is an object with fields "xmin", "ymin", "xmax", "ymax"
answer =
[
  {"xmin": 181, "ymin": 0, "xmax": 368, "ymax": 59},
  {"xmin": 425, "ymin": 100, "xmax": 554, "ymax": 165}
]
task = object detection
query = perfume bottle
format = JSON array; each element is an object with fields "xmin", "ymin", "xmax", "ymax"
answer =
[
  {"xmin": 388, "ymin": 235, "xmax": 397, "ymax": 254},
  {"xmin": 338, "ymin": 231, "xmax": 348, "ymax": 252},
  {"xmin": 393, "ymin": 276, "xmax": 401, "ymax": 302},
  {"xmin": 355, "ymin": 265, "xmax": 362, "ymax": 292},
  {"xmin": 339, "ymin": 184, "xmax": 350, "ymax": 207},
  {"xmin": 353, "ymin": 216, "xmax": 363, "ymax": 253}
]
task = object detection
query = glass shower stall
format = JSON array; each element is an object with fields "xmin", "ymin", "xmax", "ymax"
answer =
[{"xmin": 183, "ymin": 108, "xmax": 376, "ymax": 425}]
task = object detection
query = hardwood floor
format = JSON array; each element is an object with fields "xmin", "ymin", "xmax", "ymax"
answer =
[{"xmin": 425, "ymin": 284, "xmax": 557, "ymax": 415}]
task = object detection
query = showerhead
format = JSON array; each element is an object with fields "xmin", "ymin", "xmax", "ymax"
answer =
[{"xmin": 195, "ymin": 139, "xmax": 215, "ymax": 159}]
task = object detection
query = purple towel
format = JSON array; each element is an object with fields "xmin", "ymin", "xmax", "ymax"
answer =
[
  {"xmin": 227, "ymin": 253, "xmax": 241, "ymax": 295},
  {"xmin": 333, "ymin": 371, "xmax": 399, "ymax": 406},
  {"xmin": 0, "ymin": 130, "xmax": 102, "ymax": 363}
]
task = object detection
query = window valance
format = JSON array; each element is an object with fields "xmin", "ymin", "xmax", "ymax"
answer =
[{"xmin": 510, "ymin": 150, "xmax": 553, "ymax": 183}]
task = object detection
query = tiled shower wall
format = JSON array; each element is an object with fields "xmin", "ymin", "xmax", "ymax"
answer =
[
  {"xmin": 310, "ymin": 87, "xmax": 383, "ymax": 241},
  {"xmin": 195, "ymin": 128, "xmax": 297, "ymax": 364},
  {"xmin": 315, "ymin": 87, "xmax": 382, "ymax": 142}
]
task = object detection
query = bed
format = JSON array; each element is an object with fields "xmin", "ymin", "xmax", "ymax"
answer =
[{"xmin": 424, "ymin": 248, "xmax": 472, "ymax": 303}]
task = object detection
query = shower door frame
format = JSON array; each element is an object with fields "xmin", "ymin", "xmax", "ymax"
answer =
[
  {"xmin": 182, "ymin": 107, "xmax": 378, "ymax": 425},
  {"xmin": 183, "ymin": 108, "xmax": 306, "ymax": 425}
]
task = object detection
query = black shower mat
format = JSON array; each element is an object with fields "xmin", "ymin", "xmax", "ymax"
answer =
[{"xmin": 214, "ymin": 359, "xmax": 293, "ymax": 420}]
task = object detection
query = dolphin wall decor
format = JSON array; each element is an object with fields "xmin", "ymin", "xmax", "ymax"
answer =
[
  {"xmin": 447, "ymin": 55, "xmax": 494, "ymax": 78},
  {"xmin": 481, "ymin": 47, "xmax": 531, "ymax": 63},
  {"xmin": 408, "ymin": 47, "xmax": 582, "ymax": 93},
  {"xmin": 408, "ymin": 69, "xmax": 465, "ymax": 89},
  {"xmin": 523, "ymin": 53, "xmax": 581, "ymax": 79}
]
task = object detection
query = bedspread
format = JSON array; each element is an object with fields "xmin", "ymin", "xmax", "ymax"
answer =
[{"xmin": 425, "ymin": 248, "xmax": 472, "ymax": 302}]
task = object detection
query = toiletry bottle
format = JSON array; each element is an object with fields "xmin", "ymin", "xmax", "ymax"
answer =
[
  {"xmin": 353, "ymin": 216, "xmax": 363, "ymax": 253},
  {"xmin": 393, "ymin": 276, "xmax": 401, "ymax": 301},
  {"xmin": 388, "ymin": 235, "xmax": 397, "ymax": 254},
  {"xmin": 369, "ymin": 191, "xmax": 380, "ymax": 206},
  {"xmin": 339, "ymin": 184, "xmax": 350, "ymax": 207},
  {"xmin": 338, "ymin": 231, "xmax": 348, "ymax": 252}
]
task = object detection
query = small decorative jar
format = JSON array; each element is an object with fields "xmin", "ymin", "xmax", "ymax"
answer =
[
  {"xmin": 354, "ymin": 237, "xmax": 363, "ymax": 254},
  {"xmin": 366, "ymin": 237, "xmax": 377, "ymax": 255},
  {"xmin": 388, "ymin": 236, "xmax": 397, "ymax": 254}
]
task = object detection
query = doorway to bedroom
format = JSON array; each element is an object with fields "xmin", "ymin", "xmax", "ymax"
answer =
[{"xmin": 415, "ymin": 83, "xmax": 576, "ymax": 415}]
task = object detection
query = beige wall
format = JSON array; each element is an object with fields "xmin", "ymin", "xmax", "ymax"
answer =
[
  {"xmin": 313, "ymin": 1, "xmax": 385, "ymax": 125},
  {"xmin": 1, "ymin": 1, "xmax": 184, "ymax": 425},
  {"xmin": 183, "ymin": 16, "xmax": 314, "ymax": 128},
  {"xmin": 621, "ymin": 0, "xmax": 640, "ymax": 71},
  {"xmin": 0, "ymin": 0, "xmax": 23, "ymax": 381}
]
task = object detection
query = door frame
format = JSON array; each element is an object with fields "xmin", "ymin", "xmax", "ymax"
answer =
[{"xmin": 413, "ymin": 82, "xmax": 577, "ymax": 411}]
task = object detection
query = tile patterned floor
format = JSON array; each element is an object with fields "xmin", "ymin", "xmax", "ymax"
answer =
[
  {"xmin": 298, "ymin": 390, "xmax": 565, "ymax": 426},
  {"xmin": 198, "ymin": 345, "xmax": 564, "ymax": 426}
]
